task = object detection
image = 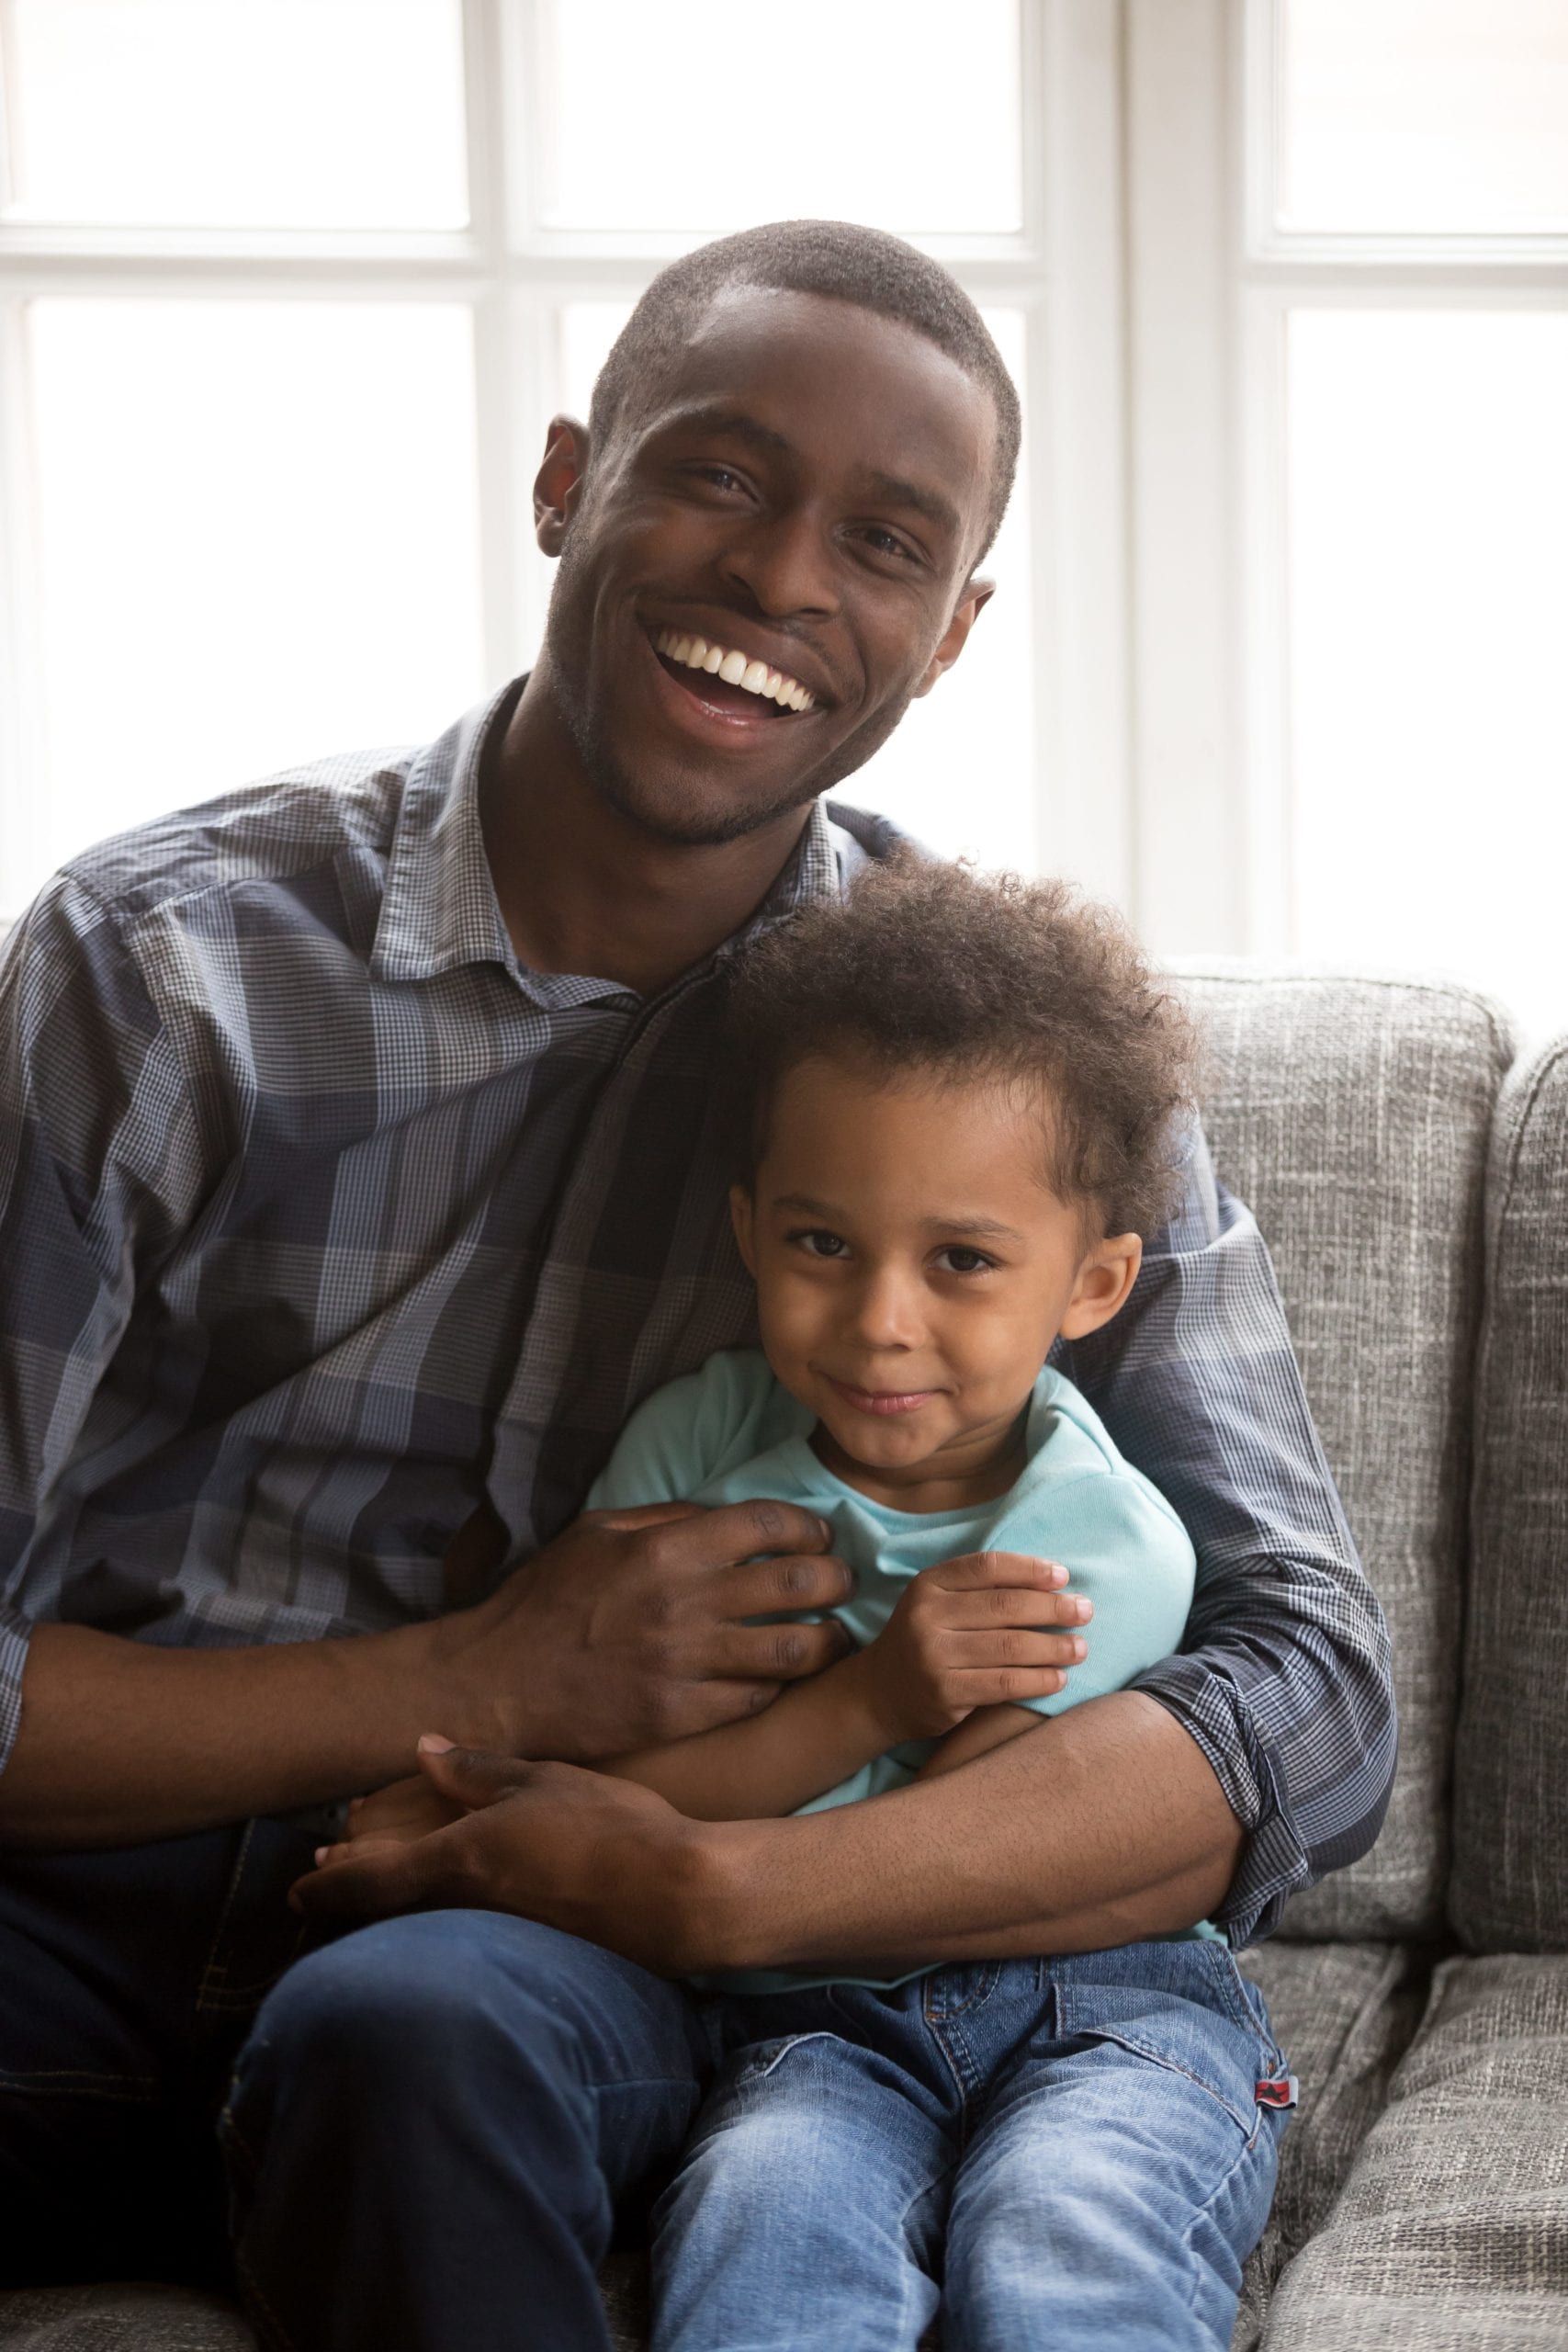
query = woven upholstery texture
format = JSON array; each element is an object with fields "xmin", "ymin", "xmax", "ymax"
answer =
[
  {"xmin": 1258, "ymin": 1954, "xmax": 1568, "ymax": 2349},
  {"xmin": 1179, "ymin": 972, "xmax": 1512, "ymax": 1942},
  {"xmin": 1450, "ymin": 1036, "xmax": 1568, "ymax": 1953},
  {"xmin": 0, "ymin": 2287, "xmax": 252, "ymax": 2350},
  {"xmin": 1228, "ymin": 1940, "xmax": 1429, "ymax": 2349}
]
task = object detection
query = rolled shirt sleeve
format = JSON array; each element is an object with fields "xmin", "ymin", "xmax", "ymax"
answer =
[
  {"xmin": 1055, "ymin": 1120, "xmax": 1397, "ymax": 1946},
  {"xmin": 0, "ymin": 876, "xmax": 209, "ymax": 1770}
]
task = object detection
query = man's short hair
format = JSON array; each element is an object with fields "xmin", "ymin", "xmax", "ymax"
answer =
[
  {"xmin": 721, "ymin": 856, "xmax": 1201, "ymax": 1240},
  {"xmin": 588, "ymin": 220, "xmax": 1022, "ymax": 565}
]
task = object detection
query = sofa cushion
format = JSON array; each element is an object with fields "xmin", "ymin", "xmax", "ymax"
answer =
[
  {"xmin": 1228, "ymin": 1940, "xmax": 1428, "ymax": 2351},
  {"xmin": 1258, "ymin": 1953, "xmax": 1568, "ymax": 2349},
  {"xmin": 1450, "ymin": 1035, "xmax": 1568, "ymax": 1952},
  {"xmin": 0, "ymin": 2286, "xmax": 252, "ymax": 2350},
  {"xmin": 1181, "ymin": 971, "xmax": 1512, "ymax": 1941}
]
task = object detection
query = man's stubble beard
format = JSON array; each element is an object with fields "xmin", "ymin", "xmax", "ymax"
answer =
[{"xmin": 543, "ymin": 544, "xmax": 919, "ymax": 849}]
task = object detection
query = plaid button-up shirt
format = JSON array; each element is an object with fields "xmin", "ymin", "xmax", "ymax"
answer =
[{"xmin": 0, "ymin": 680, "xmax": 1393, "ymax": 1943}]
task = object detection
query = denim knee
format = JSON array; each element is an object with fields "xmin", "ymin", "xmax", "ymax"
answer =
[{"xmin": 233, "ymin": 1912, "xmax": 587, "ymax": 2135}]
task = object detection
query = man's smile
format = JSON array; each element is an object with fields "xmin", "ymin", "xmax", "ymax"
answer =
[{"xmin": 651, "ymin": 626, "xmax": 819, "ymax": 714}]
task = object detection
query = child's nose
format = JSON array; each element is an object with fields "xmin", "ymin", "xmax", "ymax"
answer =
[{"xmin": 850, "ymin": 1267, "xmax": 927, "ymax": 1349}]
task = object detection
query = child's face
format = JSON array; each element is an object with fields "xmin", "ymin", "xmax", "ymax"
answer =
[{"xmin": 731, "ymin": 1054, "xmax": 1142, "ymax": 1488}]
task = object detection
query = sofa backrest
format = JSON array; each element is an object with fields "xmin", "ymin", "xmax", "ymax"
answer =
[
  {"xmin": 1450, "ymin": 1035, "xmax": 1568, "ymax": 1952},
  {"xmin": 1182, "ymin": 970, "xmax": 1512, "ymax": 1942}
]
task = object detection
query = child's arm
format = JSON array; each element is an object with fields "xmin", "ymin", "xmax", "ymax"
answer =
[
  {"xmin": 600, "ymin": 1649, "xmax": 893, "ymax": 1819},
  {"xmin": 600, "ymin": 1547, "xmax": 1087, "ymax": 1819},
  {"xmin": 913, "ymin": 1703, "xmax": 1042, "ymax": 1781}
]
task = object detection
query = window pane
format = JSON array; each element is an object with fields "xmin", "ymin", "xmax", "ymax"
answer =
[
  {"xmin": 535, "ymin": 0, "xmax": 1022, "ymax": 235},
  {"xmin": 1278, "ymin": 0, "xmax": 1568, "ymax": 233},
  {"xmin": 546, "ymin": 304, "xmax": 1036, "ymax": 872},
  {"xmin": 854, "ymin": 311, "xmax": 1034, "ymax": 871},
  {"xmin": 2, "ymin": 0, "xmax": 467, "ymax": 227},
  {"xmin": 15, "ymin": 300, "xmax": 483, "ymax": 905},
  {"xmin": 1286, "ymin": 310, "xmax": 1568, "ymax": 1036}
]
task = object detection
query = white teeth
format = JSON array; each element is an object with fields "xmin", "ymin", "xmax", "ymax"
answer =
[{"xmin": 651, "ymin": 627, "xmax": 817, "ymax": 712}]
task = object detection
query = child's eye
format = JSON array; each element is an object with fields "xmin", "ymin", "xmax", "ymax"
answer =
[
  {"xmin": 789, "ymin": 1227, "xmax": 850, "ymax": 1260},
  {"xmin": 937, "ymin": 1246, "xmax": 997, "ymax": 1276}
]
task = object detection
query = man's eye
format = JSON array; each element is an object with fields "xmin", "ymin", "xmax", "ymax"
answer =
[
  {"xmin": 791, "ymin": 1228, "xmax": 849, "ymax": 1259},
  {"xmin": 694, "ymin": 465, "xmax": 745, "ymax": 494},
  {"xmin": 938, "ymin": 1247, "xmax": 996, "ymax": 1275},
  {"xmin": 861, "ymin": 526, "xmax": 917, "ymax": 562}
]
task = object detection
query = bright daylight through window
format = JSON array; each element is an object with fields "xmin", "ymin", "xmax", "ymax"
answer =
[{"xmin": 0, "ymin": 0, "xmax": 1564, "ymax": 1030}]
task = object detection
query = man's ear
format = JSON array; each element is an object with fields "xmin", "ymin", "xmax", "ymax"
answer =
[
  {"xmin": 729, "ymin": 1183, "xmax": 758, "ymax": 1276},
  {"xmin": 1057, "ymin": 1233, "xmax": 1143, "ymax": 1340},
  {"xmin": 913, "ymin": 576, "xmax": 995, "ymax": 700},
  {"xmin": 534, "ymin": 415, "xmax": 591, "ymax": 556}
]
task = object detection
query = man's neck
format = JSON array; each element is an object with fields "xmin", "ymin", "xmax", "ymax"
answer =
[{"xmin": 479, "ymin": 663, "xmax": 817, "ymax": 999}]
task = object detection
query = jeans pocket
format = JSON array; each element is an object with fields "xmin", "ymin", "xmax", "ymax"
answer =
[{"xmin": 1052, "ymin": 1949, "xmax": 1283, "ymax": 2142}]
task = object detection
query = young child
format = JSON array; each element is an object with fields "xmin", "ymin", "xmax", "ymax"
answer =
[
  {"xmin": 350, "ymin": 860, "xmax": 1292, "ymax": 2349},
  {"xmin": 593, "ymin": 860, "xmax": 1292, "ymax": 2352}
]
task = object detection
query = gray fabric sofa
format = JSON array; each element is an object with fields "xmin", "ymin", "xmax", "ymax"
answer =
[{"xmin": 5, "ymin": 967, "xmax": 1566, "ymax": 2349}]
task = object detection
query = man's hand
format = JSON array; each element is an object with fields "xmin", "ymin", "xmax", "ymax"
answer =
[
  {"xmin": 298, "ymin": 1737, "xmax": 725, "ymax": 1977},
  {"xmin": 844, "ymin": 1552, "xmax": 1093, "ymax": 1746},
  {"xmin": 430, "ymin": 1500, "xmax": 855, "ymax": 1762}
]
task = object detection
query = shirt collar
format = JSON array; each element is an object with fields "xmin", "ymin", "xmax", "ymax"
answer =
[
  {"xmin": 369, "ymin": 678, "xmax": 521, "ymax": 986},
  {"xmin": 370, "ymin": 679, "xmax": 863, "ymax": 992}
]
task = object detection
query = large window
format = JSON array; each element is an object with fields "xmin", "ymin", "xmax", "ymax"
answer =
[
  {"xmin": 1127, "ymin": 0, "xmax": 1568, "ymax": 1033},
  {"xmin": 0, "ymin": 0, "xmax": 1115, "ymax": 909},
  {"xmin": 2, "ymin": 2, "xmax": 1564, "ymax": 1030}
]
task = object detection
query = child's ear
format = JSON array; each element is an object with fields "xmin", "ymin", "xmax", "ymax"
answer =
[
  {"xmin": 1057, "ymin": 1233, "xmax": 1143, "ymax": 1340},
  {"xmin": 729, "ymin": 1183, "xmax": 758, "ymax": 1275}
]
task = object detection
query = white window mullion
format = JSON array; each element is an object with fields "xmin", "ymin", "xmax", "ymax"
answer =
[
  {"xmin": 1122, "ymin": 0, "xmax": 1247, "ymax": 957},
  {"xmin": 0, "ymin": 294, "xmax": 45, "ymax": 908},
  {"xmin": 1038, "ymin": 0, "xmax": 1133, "ymax": 912}
]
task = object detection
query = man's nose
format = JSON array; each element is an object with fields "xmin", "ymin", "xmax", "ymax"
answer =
[{"xmin": 718, "ymin": 506, "xmax": 839, "ymax": 621}]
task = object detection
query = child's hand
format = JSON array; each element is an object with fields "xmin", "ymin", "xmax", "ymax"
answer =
[
  {"xmin": 847, "ymin": 1552, "xmax": 1092, "ymax": 1744},
  {"xmin": 336, "ymin": 1770, "xmax": 465, "ymax": 1852}
]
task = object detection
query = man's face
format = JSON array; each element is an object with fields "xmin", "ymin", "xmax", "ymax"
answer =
[{"xmin": 536, "ymin": 287, "xmax": 998, "ymax": 845}]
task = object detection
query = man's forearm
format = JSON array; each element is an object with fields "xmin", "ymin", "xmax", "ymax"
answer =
[
  {"xmin": 0, "ymin": 1621, "xmax": 480, "ymax": 1850},
  {"xmin": 692, "ymin": 1690, "xmax": 1244, "ymax": 1973}
]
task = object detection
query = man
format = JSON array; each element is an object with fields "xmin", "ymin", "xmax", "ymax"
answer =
[{"xmin": 0, "ymin": 223, "xmax": 1393, "ymax": 2344}]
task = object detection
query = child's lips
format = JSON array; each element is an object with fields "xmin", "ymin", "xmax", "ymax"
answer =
[{"xmin": 826, "ymin": 1375, "xmax": 940, "ymax": 1418}]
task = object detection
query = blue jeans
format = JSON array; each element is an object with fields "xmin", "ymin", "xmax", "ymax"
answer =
[
  {"xmin": 652, "ymin": 1944, "xmax": 1292, "ymax": 2352},
  {"xmin": 3, "ymin": 1837, "xmax": 1286, "ymax": 2351},
  {"xmin": 0, "ymin": 1829, "xmax": 715, "ymax": 2343}
]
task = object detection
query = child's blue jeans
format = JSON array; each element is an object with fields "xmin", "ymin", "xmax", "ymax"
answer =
[{"xmin": 653, "ymin": 1940, "xmax": 1292, "ymax": 2352}]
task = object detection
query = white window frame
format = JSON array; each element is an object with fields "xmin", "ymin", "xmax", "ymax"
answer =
[
  {"xmin": 0, "ymin": 0, "xmax": 1134, "ymax": 917},
  {"xmin": 1123, "ymin": 0, "xmax": 1568, "ymax": 961}
]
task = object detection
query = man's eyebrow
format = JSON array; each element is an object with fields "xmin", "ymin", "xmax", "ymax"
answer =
[
  {"xmin": 853, "ymin": 468, "xmax": 964, "ymax": 541},
  {"xmin": 657, "ymin": 403, "xmax": 794, "ymax": 459}
]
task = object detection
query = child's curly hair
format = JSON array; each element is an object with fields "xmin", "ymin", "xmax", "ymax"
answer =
[{"xmin": 722, "ymin": 855, "xmax": 1201, "ymax": 1239}]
